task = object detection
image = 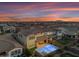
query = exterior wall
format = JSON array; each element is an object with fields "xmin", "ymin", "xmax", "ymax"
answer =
[
  {"xmin": 64, "ymin": 34, "xmax": 77, "ymax": 39},
  {"xmin": 36, "ymin": 33, "xmax": 45, "ymax": 37},
  {"xmin": 56, "ymin": 31, "xmax": 63, "ymax": 40},
  {"xmin": 9, "ymin": 26, "xmax": 16, "ymax": 33},
  {"xmin": 17, "ymin": 32, "xmax": 36, "ymax": 49},
  {"xmin": 26, "ymin": 35, "xmax": 36, "ymax": 49},
  {"xmin": 35, "ymin": 39, "xmax": 48, "ymax": 48},
  {"xmin": 45, "ymin": 32, "xmax": 53, "ymax": 35},
  {"xmin": 17, "ymin": 32, "xmax": 26, "ymax": 45},
  {"xmin": 8, "ymin": 48, "xmax": 23, "ymax": 57}
]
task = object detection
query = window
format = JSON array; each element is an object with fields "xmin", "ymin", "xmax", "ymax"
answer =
[
  {"xmin": 15, "ymin": 50, "xmax": 17, "ymax": 54},
  {"xmin": 11, "ymin": 51, "xmax": 15, "ymax": 56},
  {"xmin": 29, "ymin": 35, "xmax": 35, "ymax": 40},
  {"xmin": 17, "ymin": 49, "xmax": 21, "ymax": 54},
  {"xmin": 44, "ymin": 40, "xmax": 46, "ymax": 43},
  {"xmin": 19, "ymin": 34, "xmax": 23, "ymax": 38},
  {"xmin": 11, "ymin": 50, "xmax": 18, "ymax": 56},
  {"xmin": 73, "ymin": 35, "xmax": 75, "ymax": 38}
]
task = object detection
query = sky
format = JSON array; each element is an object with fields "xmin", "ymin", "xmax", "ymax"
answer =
[{"xmin": 0, "ymin": 2, "xmax": 79, "ymax": 22}]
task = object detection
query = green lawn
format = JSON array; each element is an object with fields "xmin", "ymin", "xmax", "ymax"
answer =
[
  {"xmin": 25, "ymin": 47, "xmax": 36, "ymax": 56},
  {"xmin": 29, "ymin": 47, "xmax": 36, "ymax": 53},
  {"xmin": 52, "ymin": 41, "xmax": 64, "ymax": 47},
  {"xmin": 51, "ymin": 36, "xmax": 73, "ymax": 47}
]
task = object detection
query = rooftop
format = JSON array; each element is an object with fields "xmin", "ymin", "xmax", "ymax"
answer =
[
  {"xmin": 0, "ymin": 40, "xmax": 15, "ymax": 53},
  {"xmin": 19, "ymin": 28, "xmax": 57, "ymax": 36},
  {"xmin": 19, "ymin": 28, "xmax": 43, "ymax": 36},
  {"xmin": 62, "ymin": 27, "xmax": 79, "ymax": 35},
  {"xmin": 0, "ymin": 34, "xmax": 23, "ymax": 54}
]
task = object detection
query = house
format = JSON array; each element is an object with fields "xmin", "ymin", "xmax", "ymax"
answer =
[
  {"xmin": 42, "ymin": 28, "xmax": 57, "ymax": 39},
  {"xmin": 2, "ymin": 26, "xmax": 16, "ymax": 33},
  {"xmin": 0, "ymin": 24, "xmax": 8, "ymax": 33},
  {"xmin": 53, "ymin": 28, "xmax": 64, "ymax": 40},
  {"xmin": 0, "ymin": 34, "xmax": 23, "ymax": 57},
  {"xmin": 0, "ymin": 24, "xmax": 16, "ymax": 33},
  {"xmin": 62, "ymin": 27, "xmax": 79, "ymax": 39},
  {"xmin": 15, "ymin": 28, "xmax": 55, "ymax": 49},
  {"xmin": 16, "ymin": 28, "xmax": 43, "ymax": 49}
]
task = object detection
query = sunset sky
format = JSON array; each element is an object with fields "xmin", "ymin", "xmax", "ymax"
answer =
[{"xmin": 0, "ymin": 2, "xmax": 79, "ymax": 22}]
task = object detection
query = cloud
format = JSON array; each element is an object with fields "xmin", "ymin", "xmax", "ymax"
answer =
[
  {"xmin": 42, "ymin": 8, "xmax": 79, "ymax": 12},
  {"xmin": 55, "ymin": 8, "xmax": 79, "ymax": 11},
  {"xmin": 11, "ymin": 2, "xmax": 58, "ymax": 11},
  {"xmin": 0, "ymin": 13, "xmax": 18, "ymax": 17},
  {"xmin": 44, "ymin": 14, "xmax": 61, "ymax": 18}
]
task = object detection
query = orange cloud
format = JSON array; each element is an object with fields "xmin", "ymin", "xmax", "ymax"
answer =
[
  {"xmin": 44, "ymin": 14, "xmax": 61, "ymax": 17},
  {"xmin": 55, "ymin": 8, "xmax": 79, "ymax": 11},
  {"xmin": 0, "ymin": 17, "xmax": 79, "ymax": 22},
  {"xmin": 15, "ymin": 3, "xmax": 57, "ymax": 11},
  {"xmin": 60, "ymin": 17, "xmax": 79, "ymax": 22},
  {"xmin": 16, "ymin": 5, "xmax": 37, "ymax": 10},
  {"xmin": 42, "ymin": 8, "xmax": 79, "ymax": 12},
  {"xmin": 0, "ymin": 13, "xmax": 18, "ymax": 17}
]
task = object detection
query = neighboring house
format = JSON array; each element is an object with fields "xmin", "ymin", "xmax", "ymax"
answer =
[
  {"xmin": 0, "ymin": 24, "xmax": 16, "ymax": 33},
  {"xmin": 0, "ymin": 24, "xmax": 8, "ymax": 33},
  {"xmin": 2, "ymin": 26, "xmax": 16, "ymax": 33},
  {"xmin": 55, "ymin": 28, "xmax": 64, "ymax": 40},
  {"xmin": 56, "ymin": 31, "xmax": 63, "ymax": 40},
  {"xmin": 62, "ymin": 27, "xmax": 79, "ymax": 39},
  {"xmin": 43, "ymin": 28, "xmax": 63, "ymax": 40},
  {"xmin": 55, "ymin": 27, "xmax": 79, "ymax": 40},
  {"xmin": 0, "ymin": 34, "xmax": 23, "ymax": 57}
]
